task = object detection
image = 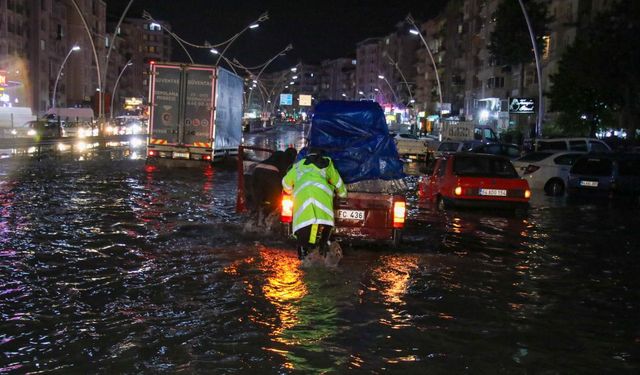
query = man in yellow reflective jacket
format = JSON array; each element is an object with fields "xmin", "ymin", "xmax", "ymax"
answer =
[{"xmin": 282, "ymin": 148, "xmax": 347, "ymax": 259}]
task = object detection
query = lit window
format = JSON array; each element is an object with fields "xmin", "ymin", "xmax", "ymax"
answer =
[{"xmin": 542, "ymin": 35, "xmax": 551, "ymax": 59}]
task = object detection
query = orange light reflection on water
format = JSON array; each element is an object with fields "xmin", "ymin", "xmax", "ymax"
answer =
[{"xmin": 255, "ymin": 247, "xmax": 308, "ymax": 343}]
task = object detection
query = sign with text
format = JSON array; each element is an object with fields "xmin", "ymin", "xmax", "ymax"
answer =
[
  {"xmin": 298, "ymin": 94, "xmax": 312, "ymax": 106},
  {"xmin": 280, "ymin": 93, "xmax": 293, "ymax": 106},
  {"xmin": 509, "ymin": 98, "xmax": 535, "ymax": 113}
]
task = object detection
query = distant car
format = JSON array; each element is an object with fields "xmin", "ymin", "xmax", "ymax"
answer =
[
  {"xmin": 512, "ymin": 151, "xmax": 585, "ymax": 196},
  {"xmin": 393, "ymin": 133, "xmax": 430, "ymax": 161},
  {"xmin": 434, "ymin": 140, "xmax": 483, "ymax": 157},
  {"xmin": 25, "ymin": 120, "xmax": 62, "ymax": 138},
  {"xmin": 62, "ymin": 122, "xmax": 98, "ymax": 138},
  {"xmin": 471, "ymin": 142, "xmax": 522, "ymax": 159},
  {"xmin": 567, "ymin": 153, "xmax": 640, "ymax": 201},
  {"xmin": 419, "ymin": 153, "xmax": 531, "ymax": 211}
]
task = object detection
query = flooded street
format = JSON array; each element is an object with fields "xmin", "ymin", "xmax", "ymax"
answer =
[{"xmin": 1, "ymin": 126, "xmax": 639, "ymax": 373}]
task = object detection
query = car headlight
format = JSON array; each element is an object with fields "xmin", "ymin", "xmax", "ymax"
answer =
[
  {"xmin": 27, "ymin": 129, "xmax": 36, "ymax": 136},
  {"xmin": 10, "ymin": 129, "xmax": 17, "ymax": 135}
]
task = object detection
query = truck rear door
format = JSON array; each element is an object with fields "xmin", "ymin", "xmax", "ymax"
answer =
[
  {"xmin": 149, "ymin": 64, "xmax": 182, "ymax": 145},
  {"xmin": 183, "ymin": 66, "xmax": 215, "ymax": 148}
]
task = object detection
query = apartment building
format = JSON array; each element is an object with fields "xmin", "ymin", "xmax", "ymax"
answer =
[{"xmin": 318, "ymin": 57, "xmax": 356, "ymax": 101}]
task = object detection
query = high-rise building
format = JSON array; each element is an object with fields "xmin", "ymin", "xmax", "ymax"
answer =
[
  {"xmin": 356, "ymin": 38, "xmax": 383, "ymax": 102},
  {"xmin": 116, "ymin": 17, "xmax": 173, "ymax": 108},
  {"xmin": 319, "ymin": 58, "xmax": 356, "ymax": 101}
]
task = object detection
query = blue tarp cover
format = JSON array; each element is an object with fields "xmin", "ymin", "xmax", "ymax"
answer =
[{"xmin": 304, "ymin": 100, "xmax": 404, "ymax": 183}]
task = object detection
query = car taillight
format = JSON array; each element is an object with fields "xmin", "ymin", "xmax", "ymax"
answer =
[
  {"xmin": 203, "ymin": 155, "xmax": 212, "ymax": 161},
  {"xmin": 148, "ymin": 150, "xmax": 156, "ymax": 157},
  {"xmin": 454, "ymin": 186, "xmax": 463, "ymax": 196},
  {"xmin": 393, "ymin": 201, "xmax": 406, "ymax": 228},
  {"xmin": 281, "ymin": 194, "xmax": 293, "ymax": 223},
  {"xmin": 524, "ymin": 189, "xmax": 531, "ymax": 199},
  {"xmin": 524, "ymin": 165, "xmax": 540, "ymax": 174}
]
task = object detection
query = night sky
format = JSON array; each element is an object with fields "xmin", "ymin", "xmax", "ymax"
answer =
[{"xmin": 105, "ymin": 0, "xmax": 447, "ymax": 70}]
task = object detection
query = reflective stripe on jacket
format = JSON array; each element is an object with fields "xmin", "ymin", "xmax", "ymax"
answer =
[{"xmin": 282, "ymin": 156, "xmax": 347, "ymax": 233}]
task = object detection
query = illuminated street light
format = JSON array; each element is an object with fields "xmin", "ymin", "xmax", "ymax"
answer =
[
  {"xmin": 358, "ymin": 91, "xmax": 364, "ymax": 95},
  {"xmin": 110, "ymin": 60, "xmax": 133, "ymax": 119},
  {"xmin": 291, "ymin": 67, "xmax": 297, "ymax": 72},
  {"xmin": 378, "ymin": 74, "xmax": 399, "ymax": 104},
  {"xmin": 407, "ymin": 14, "xmax": 443, "ymax": 122},
  {"xmin": 216, "ymin": 12, "xmax": 269, "ymax": 66},
  {"xmin": 210, "ymin": 48, "xmax": 219, "ymax": 54},
  {"xmin": 52, "ymin": 45, "xmax": 81, "ymax": 109},
  {"xmin": 292, "ymin": 75, "xmax": 298, "ymax": 79}
]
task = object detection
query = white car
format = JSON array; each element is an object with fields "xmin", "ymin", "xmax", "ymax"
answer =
[
  {"xmin": 512, "ymin": 151, "xmax": 585, "ymax": 196},
  {"xmin": 393, "ymin": 133, "xmax": 434, "ymax": 161}
]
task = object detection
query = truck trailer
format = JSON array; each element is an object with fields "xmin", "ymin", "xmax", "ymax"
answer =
[{"xmin": 147, "ymin": 62, "xmax": 243, "ymax": 163}]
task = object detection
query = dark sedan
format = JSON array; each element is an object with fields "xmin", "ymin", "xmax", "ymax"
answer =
[
  {"xmin": 471, "ymin": 142, "xmax": 522, "ymax": 159},
  {"xmin": 567, "ymin": 153, "xmax": 640, "ymax": 202}
]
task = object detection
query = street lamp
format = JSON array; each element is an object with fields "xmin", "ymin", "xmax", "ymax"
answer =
[
  {"xmin": 245, "ymin": 44, "xmax": 294, "ymax": 115},
  {"xmin": 378, "ymin": 75, "xmax": 399, "ymax": 104},
  {"xmin": 51, "ymin": 45, "xmax": 80, "ymax": 110},
  {"xmin": 110, "ymin": 60, "xmax": 133, "ymax": 119},
  {"xmin": 215, "ymin": 12, "xmax": 268, "ymax": 66},
  {"xmin": 518, "ymin": 0, "xmax": 544, "ymax": 137},
  {"xmin": 407, "ymin": 15, "xmax": 443, "ymax": 123}
]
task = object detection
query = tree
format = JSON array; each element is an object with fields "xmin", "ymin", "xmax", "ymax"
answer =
[
  {"xmin": 548, "ymin": 0, "xmax": 640, "ymax": 138},
  {"xmin": 489, "ymin": 0, "xmax": 550, "ymax": 90},
  {"xmin": 489, "ymin": 0, "xmax": 549, "ymax": 65}
]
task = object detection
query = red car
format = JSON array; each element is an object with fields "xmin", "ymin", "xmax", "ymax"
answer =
[{"xmin": 419, "ymin": 153, "xmax": 531, "ymax": 211}]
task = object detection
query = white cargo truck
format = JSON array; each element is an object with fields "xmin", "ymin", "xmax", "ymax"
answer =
[{"xmin": 147, "ymin": 62, "xmax": 243, "ymax": 162}]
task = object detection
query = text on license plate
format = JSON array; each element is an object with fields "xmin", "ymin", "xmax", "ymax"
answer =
[
  {"xmin": 580, "ymin": 180, "xmax": 599, "ymax": 187},
  {"xmin": 479, "ymin": 188, "xmax": 507, "ymax": 196},
  {"xmin": 173, "ymin": 152, "xmax": 190, "ymax": 159},
  {"xmin": 337, "ymin": 209, "xmax": 365, "ymax": 220}
]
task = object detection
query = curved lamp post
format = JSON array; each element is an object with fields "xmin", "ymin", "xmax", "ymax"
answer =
[
  {"xmin": 51, "ymin": 45, "xmax": 80, "ymax": 110},
  {"xmin": 518, "ymin": 0, "xmax": 544, "ymax": 137},
  {"xmin": 110, "ymin": 60, "xmax": 133, "ymax": 119},
  {"xmin": 214, "ymin": 12, "xmax": 268, "ymax": 66},
  {"xmin": 245, "ymin": 44, "xmax": 294, "ymax": 115},
  {"xmin": 406, "ymin": 15, "xmax": 443, "ymax": 121},
  {"xmin": 378, "ymin": 75, "xmax": 400, "ymax": 104},
  {"xmin": 384, "ymin": 53, "xmax": 414, "ymax": 103}
]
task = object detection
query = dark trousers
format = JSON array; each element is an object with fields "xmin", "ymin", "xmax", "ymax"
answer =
[{"xmin": 294, "ymin": 224, "xmax": 332, "ymax": 259}]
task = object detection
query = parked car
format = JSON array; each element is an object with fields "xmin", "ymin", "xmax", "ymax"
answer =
[
  {"xmin": 471, "ymin": 142, "xmax": 522, "ymax": 159},
  {"xmin": 567, "ymin": 153, "xmax": 640, "ymax": 201},
  {"xmin": 512, "ymin": 151, "xmax": 585, "ymax": 196},
  {"xmin": 434, "ymin": 140, "xmax": 483, "ymax": 157},
  {"xmin": 534, "ymin": 137, "xmax": 611, "ymax": 153},
  {"xmin": 419, "ymin": 153, "xmax": 531, "ymax": 212}
]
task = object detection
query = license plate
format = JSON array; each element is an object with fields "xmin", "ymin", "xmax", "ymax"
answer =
[
  {"xmin": 580, "ymin": 180, "xmax": 599, "ymax": 187},
  {"xmin": 173, "ymin": 152, "xmax": 190, "ymax": 159},
  {"xmin": 479, "ymin": 188, "xmax": 507, "ymax": 197},
  {"xmin": 337, "ymin": 209, "xmax": 365, "ymax": 220}
]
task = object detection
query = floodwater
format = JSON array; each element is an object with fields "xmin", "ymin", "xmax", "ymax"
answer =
[{"xmin": 1, "ymin": 126, "xmax": 639, "ymax": 373}]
